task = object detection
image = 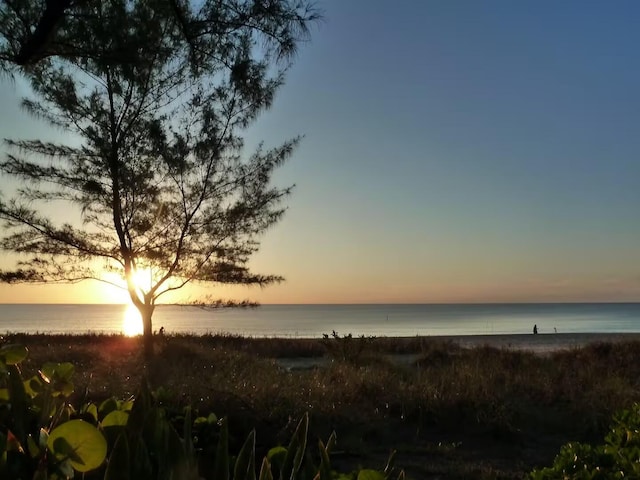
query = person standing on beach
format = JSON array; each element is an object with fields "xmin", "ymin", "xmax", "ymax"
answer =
[{"xmin": 533, "ymin": 324, "xmax": 538, "ymax": 335}]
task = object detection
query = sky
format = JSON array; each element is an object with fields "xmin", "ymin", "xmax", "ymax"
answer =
[{"xmin": 1, "ymin": 0, "xmax": 640, "ymax": 304}]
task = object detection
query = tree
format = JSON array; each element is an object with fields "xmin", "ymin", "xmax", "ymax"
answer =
[
  {"xmin": 0, "ymin": 0, "xmax": 319, "ymax": 357},
  {"xmin": 0, "ymin": 0, "xmax": 318, "ymax": 70}
]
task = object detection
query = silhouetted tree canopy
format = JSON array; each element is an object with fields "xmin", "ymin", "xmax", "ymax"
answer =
[
  {"xmin": 0, "ymin": 0, "xmax": 318, "ymax": 70},
  {"xmin": 0, "ymin": 0, "xmax": 319, "ymax": 357}
]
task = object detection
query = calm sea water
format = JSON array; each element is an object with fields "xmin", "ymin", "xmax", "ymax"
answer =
[{"xmin": 0, "ymin": 303, "xmax": 640, "ymax": 337}]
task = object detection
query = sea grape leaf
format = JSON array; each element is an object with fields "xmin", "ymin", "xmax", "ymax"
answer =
[
  {"xmin": 267, "ymin": 446, "xmax": 287, "ymax": 474},
  {"xmin": 23, "ymin": 375, "xmax": 43, "ymax": 397},
  {"xmin": 42, "ymin": 362, "xmax": 74, "ymax": 381},
  {"xmin": 0, "ymin": 344, "xmax": 28, "ymax": 365},
  {"xmin": 99, "ymin": 398, "xmax": 118, "ymax": 416},
  {"xmin": 83, "ymin": 403, "xmax": 98, "ymax": 423},
  {"xmin": 101, "ymin": 410, "xmax": 129, "ymax": 428},
  {"xmin": 357, "ymin": 471, "xmax": 385, "ymax": 480},
  {"xmin": 47, "ymin": 419, "xmax": 107, "ymax": 472},
  {"xmin": 58, "ymin": 458, "xmax": 74, "ymax": 478},
  {"xmin": 41, "ymin": 362, "xmax": 75, "ymax": 397},
  {"xmin": 101, "ymin": 410, "xmax": 130, "ymax": 447}
]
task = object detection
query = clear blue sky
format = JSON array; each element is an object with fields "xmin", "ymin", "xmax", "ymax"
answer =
[{"xmin": 1, "ymin": 0, "xmax": 640, "ymax": 303}]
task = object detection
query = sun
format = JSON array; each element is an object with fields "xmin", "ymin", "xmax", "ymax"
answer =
[
  {"xmin": 122, "ymin": 303, "xmax": 143, "ymax": 336},
  {"xmin": 99, "ymin": 266, "xmax": 155, "ymax": 303},
  {"xmin": 131, "ymin": 267, "xmax": 153, "ymax": 292}
]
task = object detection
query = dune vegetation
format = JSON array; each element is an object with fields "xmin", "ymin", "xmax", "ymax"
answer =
[{"xmin": 2, "ymin": 332, "xmax": 640, "ymax": 478}]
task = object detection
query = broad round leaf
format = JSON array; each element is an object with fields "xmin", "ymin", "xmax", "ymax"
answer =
[
  {"xmin": 99, "ymin": 398, "xmax": 118, "ymax": 416},
  {"xmin": 42, "ymin": 362, "xmax": 75, "ymax": 381},
  {"xmin": 0, "ymin": 344, "xmax": 28, "ymax": 365},
  {"xmin": 101, "ymin": 410, "xmax": 129, "ymax": 428},
  {"xmin": 48, "ymin": 420, "xmax": 107, "ymax": 472},
  {"xmin": 357, "ymin": 470, "xmax": 386, "ymax": 480}
]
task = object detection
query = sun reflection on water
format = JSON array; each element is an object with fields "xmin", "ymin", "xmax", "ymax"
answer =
[{"xmin": 122, "ymin": 304, "xmax": 143, "ymax": 336}]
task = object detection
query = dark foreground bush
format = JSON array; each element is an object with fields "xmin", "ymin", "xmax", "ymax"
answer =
[
  {"xmin": 530, "ymin": 403, "xmax": 640, "ymax": 479},
  {"xmin": 0, "ymin": 344, "xmax": 404, "ymax": 480}
]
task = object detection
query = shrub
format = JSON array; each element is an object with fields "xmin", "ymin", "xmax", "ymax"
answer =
[
  {"xmin": 0, "ymin": 343, "xmax": 404, "ymax": 480},
  {"xmin": 530, "ymin": 403, "xmax": 640, "ymax": 479}
]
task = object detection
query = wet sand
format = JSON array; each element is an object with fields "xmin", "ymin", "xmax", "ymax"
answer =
[
  {"xmin": 278, "ymin": 332, "xmax": 640, "ymax": 370},
  {"xmin": 434, "ymin": 332, "xmax": 640, "ymax": 354}
]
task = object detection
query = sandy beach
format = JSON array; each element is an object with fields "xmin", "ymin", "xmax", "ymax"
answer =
[
  {"xmin": 435, "ymin": 332, "xmax": 640, "ymax": 354},
  {"xmin": 277, "ymin": 332, "xmax": 640, "ymax": 370}
]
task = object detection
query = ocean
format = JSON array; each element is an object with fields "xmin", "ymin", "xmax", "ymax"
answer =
[{"xmin": 0, "ymin": 303, "xmax": 640, "ymax": 337}]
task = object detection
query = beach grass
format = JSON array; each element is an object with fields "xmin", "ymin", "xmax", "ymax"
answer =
[{"xmin": 4, "ymin": 332, "xmax": 640, "ymax": 479}]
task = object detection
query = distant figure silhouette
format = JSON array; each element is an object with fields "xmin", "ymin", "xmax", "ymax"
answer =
[
  {"xmin": 159, "ymin": 326, "xmax": 165, "ymax": 337},
  {"xmin": 533, "ymin": 324, "xmax": 538, "ymax": 335},
  {"xmin": 554, "ymin": 327, "xmax": 557, "ymax": 333}
]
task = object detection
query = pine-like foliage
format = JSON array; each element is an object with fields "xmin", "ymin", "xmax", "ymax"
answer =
[{"xmin": 0, "ymin": 0, "xmax": 319, "ymax": 355}]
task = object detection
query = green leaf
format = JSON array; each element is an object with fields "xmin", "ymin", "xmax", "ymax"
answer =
[
  {"xmin": 127, "ymin": 378, "xmax": 153, "ymax": 434},
  {"xmin": 165, "ymin": 422, "xmax": 186, "ymax": 472},
  {"xmin": 357, "ymin": 471, "xmax": 385, "ymax": 480},
  {"xmin": 104, "ymin": 434, "xmax": 130, "ymax": 480},
  {"xmin": 27, "ymin": 434, "xmax": 40, "ymax": 458},
  {"xmin": 7, "ymin": 365, "xmax": 28, "ymax": 444},
  {"xmin": 119, "ymin": 399, "xmax": 134, "ymax": 412},
  {"xmin": 214, "ymin": 417, "xmax": 230, "ymax": 480},
  {"xmin": 258, "ymin": 457, "xmax": 273, "ymax": 480},
  {"xmin": 101, "ymin": 410, "xmax": 130, "ymax": 447},
  {"xmin": 325, "ymin": 431, "xmax": 337, "ymax": 454},
  {"xmin": 40, "ymin": 362, "xmax": 75, "ymax": 397},
  {"xmin": 318, "ymin": 439, "xmax": 332, "ymax": 480},
  {"xmin": 0, "ymin": 344, "xmax": 28, "ymax": 365},
  {"xmin": 194, "ymin": 416, "xmax": 209, "ymax": 426},
  {"xmin": 267, "ymin": 446, "xmax": 287, "ymax": 461},
  {"xmin": 47, "ymin": 419, "xmax": 107, "ymax": 473},
  {"xmin": 267, "ymin": 446, "xmax": 287, "ymax": 474},
  {"xmin": 57, "ymin": 459, "xmax": 74, "ymax": 478},
  {"xmin": 99, "ymin": 398, "xmax": 118, "ymax": 417},
  {"xmin": 41, "ymin": 362, "xmax": 74, "ymax": 382},
  {"xmin": 101, "ymin": 410, "xmax": 129, "ymax": 428},
  {"xmin": 234, "ymin": 430, "xmax": 256, "ymax": 480},
  {"xmin": 84, "ymin": 403, "xmax": 99, "ymax": 423},
  {"xmin": 23, "ymin": 375, "xmax": 43, "ymax": 398},
  {"xmin": 38, "ymin": 429, "xmax": 48, "ymax": 451},
  {"xmin": 280, "ymin": 413, "xmax": 308, "ymax": 480}
]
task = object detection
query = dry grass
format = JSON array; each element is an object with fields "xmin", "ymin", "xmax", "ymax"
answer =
[{"xmin": 5, "ymin": 332, "xmax": 640, "ymax": 479}]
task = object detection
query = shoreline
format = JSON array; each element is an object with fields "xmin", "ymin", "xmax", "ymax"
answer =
[
  {"xmin": 431, "ymin": 332, "xmax": 640, "ymax": 353},
  {"xmin": 6, "ymin": 330, "xmax": 640, "ymax": 355}
]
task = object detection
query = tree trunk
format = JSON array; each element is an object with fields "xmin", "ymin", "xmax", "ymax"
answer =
[{"xmin": 139, "ymin": 304, "xmax": 155, "ymax": 360}]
